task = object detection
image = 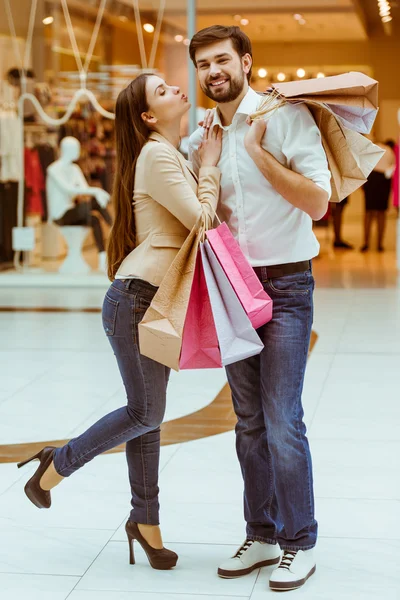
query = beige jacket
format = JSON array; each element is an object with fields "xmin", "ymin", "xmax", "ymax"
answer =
[{"xmin": 116, "ymin": 132, "xmax": 221, "ymax": 286}]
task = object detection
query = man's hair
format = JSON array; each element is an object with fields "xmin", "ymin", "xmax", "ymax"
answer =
[{"xmin": 189, "ymin": 25, "xmax": 253, "ymax": 83}]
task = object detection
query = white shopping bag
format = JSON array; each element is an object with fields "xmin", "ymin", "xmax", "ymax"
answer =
[{"xmin": 201, "ymin": 240, "xmax": 264, "ymax": 366}]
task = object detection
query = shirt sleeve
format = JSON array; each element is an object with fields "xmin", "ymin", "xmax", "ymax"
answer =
[
  {"xmin": 144, "ymin": 142, "xmax": 220, "ymax": 231},
  {"xmin": 280, "ymin": 103, "xmax": 332, "ymax": 199}
]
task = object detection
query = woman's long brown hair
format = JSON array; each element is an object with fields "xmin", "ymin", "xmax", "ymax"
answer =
[{"xmin": 107, "ymin": 74, "xmax": 152, "ymax": 280}]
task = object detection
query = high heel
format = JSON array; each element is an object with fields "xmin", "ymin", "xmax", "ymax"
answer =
[
  {"xmin": 125, "ymin": 520, "xmax": 178, "ymax": 570},
  {"xmin": 17, "ymin": 446, "xmax": 56, "ymax": 509}
]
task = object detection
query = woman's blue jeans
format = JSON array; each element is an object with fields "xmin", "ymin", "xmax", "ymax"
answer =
[{"xmin": 53, "ymin": 278, "xmax": 170, "ymax": 525}]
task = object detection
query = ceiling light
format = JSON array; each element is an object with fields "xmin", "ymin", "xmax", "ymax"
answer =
[
  {"xmin": 234, "ymin": 15, "xmax": 242, "ymax": 22},
  {"xmin": 258, "ymin": 68, "xmax": 268, "ymax": 78},
  {"xmin": 143, "ymin": 23, "xmax": 155, "ymax": 33},
  {"xmin": 118, "ymin": 16, "xmax": 128, "ymax": 22},
  {"xmin": 277, "ymin": 72, "xmax": 286, "ymax": 82},
  {"xmin": 317, "ymin": 72, "xmax": 325, "ymax": 78},
  {"xmin": 293, "ymin": 14, "xmax": 303, "ymax": 20},
  {"xmin": 183, "ymin": 39, "xmax": 190, "ymax": 46},
  {"xmin": 297, "ymin": 68, "xmax": 306, "ymax": 78},
  {"xmin": 382, "ymin": 15, "xmax": 392, "ymax": 21},
  {"xmin": 175, "ymin": 35, "xmax": 184, "ymax": 42},
  {"xmin": 298, "ymin": 18, "xmax": 307, "ymax": 25},
  {"xmin": 42, "ymin": 16, "xmax": 54, "ymax": 25},
  {"xmin": 240, "ymin": 18, "xmax": 249, "ymax": 26}
]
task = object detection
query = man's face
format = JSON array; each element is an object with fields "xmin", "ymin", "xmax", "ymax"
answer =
[{"xmin": 195, "ymin": 39, "xmax": 251, "ymax": 103}]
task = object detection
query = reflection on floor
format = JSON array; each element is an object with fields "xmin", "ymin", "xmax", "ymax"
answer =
[{"xmin": 0, "ymin": 243, "xmax": 399, "ymax": 599}]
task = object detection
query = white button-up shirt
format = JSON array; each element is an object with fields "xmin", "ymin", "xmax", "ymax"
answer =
[{"xmin": 189, "ymin": 87, "xmax": 332, "ymax": 266}]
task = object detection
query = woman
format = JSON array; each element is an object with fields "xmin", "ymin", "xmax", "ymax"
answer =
[
  {"xmin": 17, "ymin": 74, "xmax": 222, "ymax": 569},
  {"xmin": 361, "ymin": 139, "xmax": 396, "ymax": 252}
]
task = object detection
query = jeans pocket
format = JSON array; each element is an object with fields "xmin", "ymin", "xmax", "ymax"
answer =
[
  {"xmin": 267, "ymin": 271, "xmax": 313, "ymax": 296},
  {"xmin": 102, "ymin": 294, "xmax": 119, "ymax": 336}
]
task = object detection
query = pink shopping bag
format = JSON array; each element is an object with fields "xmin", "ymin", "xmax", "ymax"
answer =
[
  {"xmin": 206, "ymin": 222, "xmax": 273, "ymax": 330},
  {"xmin": 179, "ymin": 250, "xmax": 222, "ymax": 370}
]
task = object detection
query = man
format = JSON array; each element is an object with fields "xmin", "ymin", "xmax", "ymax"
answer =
[{"xmin": 188, "ymin": 26, "xmax": 331, "ymax": 592}]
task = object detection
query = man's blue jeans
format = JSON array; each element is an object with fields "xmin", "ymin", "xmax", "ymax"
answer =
[{"xmin": 225, "ymin": 265, "xmax": 317, "ymax": 551}]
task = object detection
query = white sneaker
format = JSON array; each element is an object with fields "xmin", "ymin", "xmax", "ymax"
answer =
[
  {"xmin": 218, "ymin": 539, "xmax": 281, "ymax": 578},
  {"xmin": 269, "ymin": 549, "xmax": 316, "ymax": 591}
]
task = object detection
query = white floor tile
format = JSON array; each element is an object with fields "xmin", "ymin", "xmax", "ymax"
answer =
[
  {"xmin": 0, "ymin": 463, "xmax": 27, "ymax": 496},
  {"xmin": 0, "ymin": 522, "xmax": 111, "ymax": 576},
  {"xmin": 309, "ymin": 354, "xmax": 400, "ymax": 441},
  {"xmin": 0, "ymin": 573, "xmax": 79, "ymax": 600},
  {"xmin": 301, "ymin": 353, "xmax": 334, "ymax": 425},
  {"xmin": 251, "ymin": 538, "xmax": 400, "ymax": 599},
  {"xmin": 112, "ymin": 501, "xmax": 245, "ymax": 546},
  {"xmin": 312, "ymin": 439, "xmax": 400, "ymax": 500},
  {"xmin": 76, "ymin": 541, "xmax": 258, "ymax": 596},
  {"xmin": 316, "ymin": 498, "xmax": 400, "ymax": 540}
]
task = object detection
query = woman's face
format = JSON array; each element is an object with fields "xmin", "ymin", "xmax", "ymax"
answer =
[{"xmin": 143, "ymin": 76, "xmax": 191, "ymax": 127}]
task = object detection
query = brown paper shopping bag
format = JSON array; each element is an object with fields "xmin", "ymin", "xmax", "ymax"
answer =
[
  {"xmin": 272, "ymin": 72, "xmax": 378, "ymax": 110},
  {"xmin": 138, "ymin": 215, "xmax": 206, "ymax": 371},
  {"xmin": 250, "ymin": 90, "xmax": 384, "ymax": 203},
  {"xmin": 303, "ymin": 101, "xmax": 385, "ymax": 202},
  {"xmin": 271, "ymin": 72, "xmax": 379, "ymax": 134}
]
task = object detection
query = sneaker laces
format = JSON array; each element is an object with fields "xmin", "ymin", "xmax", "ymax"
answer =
[
  {"xmin": 278, "ymin": 550, "xmax": 298, "ymax": 571},
  {"xmin": 234, "ymin": 539, "xmax": 254, "ymax": 559}
]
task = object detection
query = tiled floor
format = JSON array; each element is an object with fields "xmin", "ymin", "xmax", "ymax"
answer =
[{"xmin": 0, "ymin": 247, "xmax": 399, "ymax": 599}]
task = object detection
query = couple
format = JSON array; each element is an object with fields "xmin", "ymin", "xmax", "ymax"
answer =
[{"xmin": 18, "ymin": 25, "xmax": 331, "ymax": 593}]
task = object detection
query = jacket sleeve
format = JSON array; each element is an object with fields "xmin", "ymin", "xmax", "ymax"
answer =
[{"xmin": 144, "ymin": 142, "xmax": 220, "ymax": 231}]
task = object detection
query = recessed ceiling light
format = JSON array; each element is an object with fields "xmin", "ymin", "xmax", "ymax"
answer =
[
  {"xmin": 118, "ymin": 16, "xmax": 128, "ymax": 22},
  {"xmin": 298, "ymin": 18, "xmax": 307, "ymax": 25},
  {"xmin": 42, "ymin": 16, "xmax": 54, "ymax": 25},
  {"xmin": 234, "ymin": 15, "xmax": 242, "ymax": 22},
  {"xmin": 317, "ymin": 72, "xmax": 325, "ymax": 78},
  {"xmin": 240, "ymin": 18, "xmax": 249, "ymax": 26},
  {"xmin": 143, "ymin": 23, "xmax": 155, "ymax": 33},
  {"xmin": 293, "ymin": 14, "xmax": 303, "ymax": 20},
  {"xmin": 258, "ymin": 68, "xmax": 268, "ymax": 78},
  {"xmin": 175, "ymin": 35, "xmax": 184, "ymax": 42},
  {"xmin": 277, "ymin": 72, "xmax": 286, "ymax": 82},
  {"xmin": 183, "ymin": 39, "xmax": 190, "ymax": 46},
  {"xmin": 297, "ymin": 68, "xmax": 306, "ymax": 78}
]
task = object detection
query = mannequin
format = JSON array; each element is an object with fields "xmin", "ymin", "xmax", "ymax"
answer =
[{"xmin": 47, "ymin": 137, "xmax": 112, "ymax": 271}]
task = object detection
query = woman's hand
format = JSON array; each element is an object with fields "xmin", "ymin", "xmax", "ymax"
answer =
[
  {"xmin": 198, "ymin": 108, "xmax": 216, "ymax": 130},
  {"xmin": 199, "ymin": 124, "xmax": 223, "ymax": 167}
]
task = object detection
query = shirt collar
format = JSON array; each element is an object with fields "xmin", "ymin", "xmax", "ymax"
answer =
[{"xmin": 213, "ymin": 87, "xmax": 261, "ymax": 128}]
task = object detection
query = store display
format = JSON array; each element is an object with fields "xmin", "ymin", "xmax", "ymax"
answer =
[{"xmin": 46, "ymin": 136, "xmax": 111, "ymax": 272}]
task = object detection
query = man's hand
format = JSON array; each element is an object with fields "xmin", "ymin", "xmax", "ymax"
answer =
[{"xmin": 244, "ymin": 117, "xmax": 267, "ymax": 156}]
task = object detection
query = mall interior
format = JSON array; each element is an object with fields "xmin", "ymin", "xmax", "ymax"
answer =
[{"xmin": 0, "ymin": 0, "xmax": 399, "ymax": 598}]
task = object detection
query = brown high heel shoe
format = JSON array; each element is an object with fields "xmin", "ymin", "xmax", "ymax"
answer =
[
  {"xmin": 125, "ymin": 520, "xmax": 178, "ymax": 570},
  {"xmin": 17, "ymin": 446, "xmax": 56, "ymax": 509}
]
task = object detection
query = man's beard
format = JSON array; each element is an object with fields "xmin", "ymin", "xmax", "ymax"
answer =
[{"xmin": 202, "ymin": 72, "xmax": 245, "ymax": 103}]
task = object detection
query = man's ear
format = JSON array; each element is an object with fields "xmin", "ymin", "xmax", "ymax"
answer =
[
  {"xmin": 141, "ymin": 112, "xmax": 157, "ymax": 126},
  {"xmin": 242, "ymin": 53, "xmax": 252, "ymax": 76}
]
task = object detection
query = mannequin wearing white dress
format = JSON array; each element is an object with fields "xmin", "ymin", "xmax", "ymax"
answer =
[{"xmin": 47, "ymin": 137, "xmax": 112, "ymax": 270}]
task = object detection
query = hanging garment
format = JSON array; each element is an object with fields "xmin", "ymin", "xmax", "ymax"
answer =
[
  {"xmin": 24, "ymin": 147, "xmax": 45, "ymax": 217},
  {"xmin": 0, "ymin": 110, "xmax": 23, "ymax": 182},
  {"xmin": 0, "ymin": 181, "xmax": 18, "ymax": 263}
]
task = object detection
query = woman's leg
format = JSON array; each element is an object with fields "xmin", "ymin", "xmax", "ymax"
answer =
[
  {"xmin": 377, "ymin": 210, "xmax": 387, "ymax": 250},
  {"xmin": 51, "ymin": 280, "xmax": 169, "ymax": 526},
  {"xmin": 362, "ymin": 210, "xmax": 374, "ymax": 249}
]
